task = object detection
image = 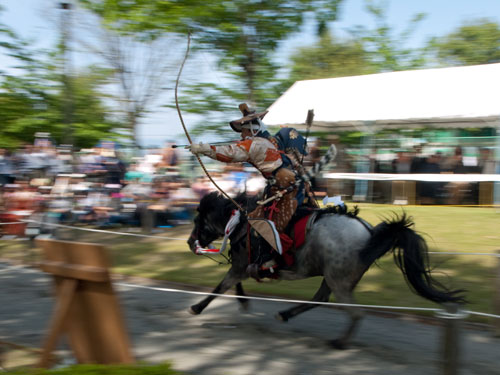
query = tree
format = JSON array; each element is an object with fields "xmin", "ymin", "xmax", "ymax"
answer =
[
  {"xmin": 285, "ymin": 0, "xmax": 428, "ymax": 97},
  {"xmin": 0, "ymin": 64, "xmax": 121, "ymax": 149},
  {"xmin": 428, "ymin": 19, "xmax": 500, "ymax": 66},
  {"xmin": 79, "ymin": 0, "xmax": 344, "ymax": 134},
  {"xmin": 286, "ymin": 32, "xmax": 375, "ymax": 85},
  {"xmin": 349, "ymin": 0, "xmax": 427, "ymax": 72},
  {"xmin": 73, "ymin": 4, "xmax": 183, "ymax": 147},
  {"xmin": 0, "ymin": 10, "xmax": 121, "ymax": 149}
]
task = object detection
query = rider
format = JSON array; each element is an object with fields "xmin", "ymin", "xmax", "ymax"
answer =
[{"xmin": 190, "ymin": 103, "xmax": 307, "ymax": 276}]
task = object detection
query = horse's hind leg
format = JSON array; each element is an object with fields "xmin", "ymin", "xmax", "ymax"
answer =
[
  {"xmin": 276, "ymin": 279, "xmax": 331, "ymax": 322},
  {"xmin": 327, "ymin": 280, "xmax": 365, "ymax": 349},
  {"xmin": 189, "ymin": 269, "xmax": 243, "ymax": 315}
]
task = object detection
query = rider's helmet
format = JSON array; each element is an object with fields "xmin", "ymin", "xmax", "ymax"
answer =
[{"xmin": 229, "ymin": 103, "xmax": 268, "ymax": 135}]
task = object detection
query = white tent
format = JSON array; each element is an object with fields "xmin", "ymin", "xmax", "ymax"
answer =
[{"xmin": 264, "ymin": 63, "xmax": 500, "ymax": 132}]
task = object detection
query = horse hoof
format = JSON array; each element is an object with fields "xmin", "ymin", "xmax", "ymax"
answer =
[
  {"xmin": 275, "ymin": 312, "xmax": 289, "ymax": 322},
  {"xmin": 188, "ymin": 305, "xmax": 201, "ymax": 315},
  {"xmin": 329, "ymin": 339, "xmax": 348, "ymax": 350}
]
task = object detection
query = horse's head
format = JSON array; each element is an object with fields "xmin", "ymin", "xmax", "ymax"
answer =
[{"xmin": 188, "ymin": 192, "xmax": 233, "ymax": 254}]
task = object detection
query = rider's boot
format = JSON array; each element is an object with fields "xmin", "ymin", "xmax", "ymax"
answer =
[{"xmin": 246, "ymin": 237, "xmax": 279, "ymax": 280}]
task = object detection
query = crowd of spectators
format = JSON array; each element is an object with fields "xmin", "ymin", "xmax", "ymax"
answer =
[
  {"xmin": 388, "ymin": 145, "xmax": 497, "ymax": 204},
  {"xmin": 0, "ymin": 138, "xmax": 497, "ymax": 238},
  {"xmin": 0, "ymin": 141, "xmax": 266, "ymax": 237}
]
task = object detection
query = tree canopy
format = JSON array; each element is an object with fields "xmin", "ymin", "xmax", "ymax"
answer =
[
  {"xmin": 0, "ymin": 11, "xmax": 121, "ymax": 149},
  {"xmin": 287, "ymin": 33, "xmax": 375, "ymax": 84},
  {"xmin": 428, "ymin": 19, "xmax": 500, "ymax": 66},
  {"xmin": 79, "ymin": 0, "xmax": 343, "ymax": 134}
]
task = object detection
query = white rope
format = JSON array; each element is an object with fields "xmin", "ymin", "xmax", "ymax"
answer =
[
  {"xmin": 19, "ymin": 219, "xmax": 202, "ymax": 242},
  {"xmin": 1, "ymin": 220, "xmax": 498, "ymax": 258},
  {"xmin": 0, "ymin": 263, "xmax": 498, "ymax": 319},
  {"xmin": 466, "ymin": 310, "xmax": 500, "ymax": 319},
  {"xmin": 116, "ymin": 282, "xmax": 500, "ymax": 319},
  {"xmin": 116, "ymin": 282, "xmax": 441, "ymax": 312},
  {"xmin": 0, "ymin": 264, "xmax": 25, "ymax": 273},
  {"xmin": 429, "ymin": 251, "xmax": 500, "ymax": 257}
]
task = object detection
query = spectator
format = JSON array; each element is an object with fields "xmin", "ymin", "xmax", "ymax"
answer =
[
  {"xmin": 0, "ymin": 149, "xmax": 14, "ymax": 185},
  {"xmin": 442, "ymin": 147, "xmax": 471, "ymax": 204},
  {"xmin": 418, "ymin": 153, "xmax": 443, "ymax": 204},
  {"xmin": 392, "ymin": 151, "xmax": 411, "ymax": 174},
  {"xmin": 478, "ymin": 148, "xmax": 496, "ymax": 174},
  {"xmin": 410, "ymin": 144, "xmax": 426, "ymax": 173}
]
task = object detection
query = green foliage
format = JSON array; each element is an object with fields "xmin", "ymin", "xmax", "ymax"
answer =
[
  {"xmin": 285, "ymin": 0, "xmax": 429, "ymax": 99},
  {"xmin": 286, "ymin": 33, "xmax": 376, "ymax": 85},
  {"xmin": 348, "ymin": 0, "xmax": 428, "ymax": 72},
  {"xmin": 428, "ymin": 19, "xmax": 500, "ymax": 66},
  {"xmin": 0, "ymin": 22, "xmax": 121, "ymax": 149},
  {"xmin": 6, "ymin": 363, "xmax": 181, "ymax": 375},
  {"xmin": 79, "ymin": 0, "xmax": 343, "ymax": 135},
  {"xmin": 0, "ymin": 64, "xmax": 121, "ymax": 149}
]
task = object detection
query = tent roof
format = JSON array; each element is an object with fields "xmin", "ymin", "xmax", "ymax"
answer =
[{"xmin": 264, "ymin": 63, "xmax": 500, "ymax": 132}]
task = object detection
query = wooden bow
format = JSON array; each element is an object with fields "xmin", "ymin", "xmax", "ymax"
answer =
[{"xmin": 174, "ymin": 32, "xmax": 244, "ymax": 213}]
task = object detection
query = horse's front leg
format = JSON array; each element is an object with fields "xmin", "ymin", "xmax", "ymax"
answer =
[
  {"xmin": 189, "ymin": 268, "xmax": 244, "ymax": 315},
  {"xmin": 235, "ymin": 282, "xmax": 250, "ymax": 312}
]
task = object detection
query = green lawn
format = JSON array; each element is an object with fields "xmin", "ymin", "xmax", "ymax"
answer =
[{"xmin": 1, "ymin": 203, "xmax": 499, "ymax": 323}]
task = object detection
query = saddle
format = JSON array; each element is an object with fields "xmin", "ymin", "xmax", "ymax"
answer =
[
  {"xmin": 246, "ymin": 204, "xmax": 358, "ymax": 279},
  {"xmin": 281, "ymin": 204, "xmax": 360, "ymax": 266}
]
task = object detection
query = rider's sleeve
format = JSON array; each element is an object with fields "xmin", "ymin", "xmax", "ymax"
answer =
[{"xmin": 209, "ymin": 140, "xmax": 252, "ymax": 163}]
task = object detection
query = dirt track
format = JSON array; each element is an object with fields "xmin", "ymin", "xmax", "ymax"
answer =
[{"xmin": 1, "ymin": 262, "xmax": 499, "ymax": 375}]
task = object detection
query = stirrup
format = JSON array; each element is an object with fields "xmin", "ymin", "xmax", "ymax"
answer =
[{"xmin": 261, "ymin": 259, "xmax": 277, "ymax": 272}]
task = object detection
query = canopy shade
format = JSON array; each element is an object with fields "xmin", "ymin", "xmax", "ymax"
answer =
[{"xmin": 265, "ymin": 63, "xmax": 500, "ymax": 132}]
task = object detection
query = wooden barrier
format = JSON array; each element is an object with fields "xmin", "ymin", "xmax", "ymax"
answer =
[{"xmin": 36, "ymin": 238, "xmax": 134, "ymax": 368}]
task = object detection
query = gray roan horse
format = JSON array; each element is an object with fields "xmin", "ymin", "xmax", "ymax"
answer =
[{"xmin": 187, "ymin": 192, "xmax": 465, "ymax": 348}]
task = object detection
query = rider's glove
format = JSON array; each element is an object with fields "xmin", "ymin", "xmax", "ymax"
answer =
[{"xmin": 190, "ymin": 142, "xmax": 212, "ymax": 156}]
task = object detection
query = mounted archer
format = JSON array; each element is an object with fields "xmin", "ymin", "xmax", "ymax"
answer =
[{"xmin": 190, "ymin": 103, "xmax": 319, "ymax": 278}]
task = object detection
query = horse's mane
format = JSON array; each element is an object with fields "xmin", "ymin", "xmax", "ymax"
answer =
[
  {"xmin": 315, "ymin": 204, "xmax": 360, "ymax": 219},
  {"xmin": 198, "ymin": 192, "xmax": 259, "ymax": 220}
]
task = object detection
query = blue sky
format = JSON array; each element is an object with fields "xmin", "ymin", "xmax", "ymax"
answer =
[{"xmin": 2, "ymin": 0, "xmax": 500, "ymax": 146}]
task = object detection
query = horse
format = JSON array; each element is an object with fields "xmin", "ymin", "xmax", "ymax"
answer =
[{"xmin": 187, "ymin": 192, "xmax": 465, "ymax": 348}]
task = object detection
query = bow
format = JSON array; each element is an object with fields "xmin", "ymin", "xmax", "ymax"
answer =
[{"xmin": 174, "ymin": 32, "xmax": 244, "ymax": 213}]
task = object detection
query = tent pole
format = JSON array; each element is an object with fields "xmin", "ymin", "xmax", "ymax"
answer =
[
  {"xmin": 494, "ymin": 123, "xmax": 500, "ymax": 209},
  {"xmin": 353, "ymin": 121, "xmax": 374, "ymax": 202}
]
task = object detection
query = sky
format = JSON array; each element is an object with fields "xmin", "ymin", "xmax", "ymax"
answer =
[{"xmin": 2, "ymin": 0, "xmax": 500, "ymax": 147}]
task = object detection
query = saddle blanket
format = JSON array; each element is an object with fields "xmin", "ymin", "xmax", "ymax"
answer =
[{"xmin": 293, "ymin": 214, "xmax": 311, "ymax": 249}]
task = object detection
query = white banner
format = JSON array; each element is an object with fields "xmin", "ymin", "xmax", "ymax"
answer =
[{"xmin": 323, "ymin": 173, "xmax": 500, "ymax": 182}]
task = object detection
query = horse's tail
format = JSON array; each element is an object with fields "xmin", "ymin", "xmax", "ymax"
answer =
[{"xmin": 359, "ymin": 214, "xmax": 466, "ymax": 304}]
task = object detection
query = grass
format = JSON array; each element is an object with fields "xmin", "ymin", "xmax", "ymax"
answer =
[
  {"xmin": 3, "ymin": 363, "xmax": 181, "ymax": 374},
  {"xmin": 1, "ymin": 203, "xmax": 499, "ymax": 324}
]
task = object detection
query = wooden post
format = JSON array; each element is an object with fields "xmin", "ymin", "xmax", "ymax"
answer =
[
  {"xmin": 36, "ymin": 238, "xmax": 134, "ymax": 368},
  {"xmin": 391, "ymin": 180, "xmax": 416, "ymax": 205},
  {"xmin": 493, "ymin": 251, "xmax": 500, "ymax": 337},
  {"xmin": 437, "ymin": 303, "xmax": 467, "ymax": 375},
  {"xmin": 479, "ymin": 181, "xmax": 494, "ymax": 206}
]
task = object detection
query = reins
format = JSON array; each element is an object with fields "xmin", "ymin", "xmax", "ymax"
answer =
[{"xmin": 201, "ymin": 252, "xmax": 231, "ymax": 265}]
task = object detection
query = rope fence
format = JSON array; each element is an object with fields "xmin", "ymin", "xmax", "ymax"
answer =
[
  {"xmin": 0, "ymin": 220, "xmax": 195, "ymax": 242},
  {"xmin": 0, "ymin": 262, "xmax": 498, "ymax": 320},
  {"xmin": 1, "ymin": 220, "xmax": 498, "ymax": 257}
]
